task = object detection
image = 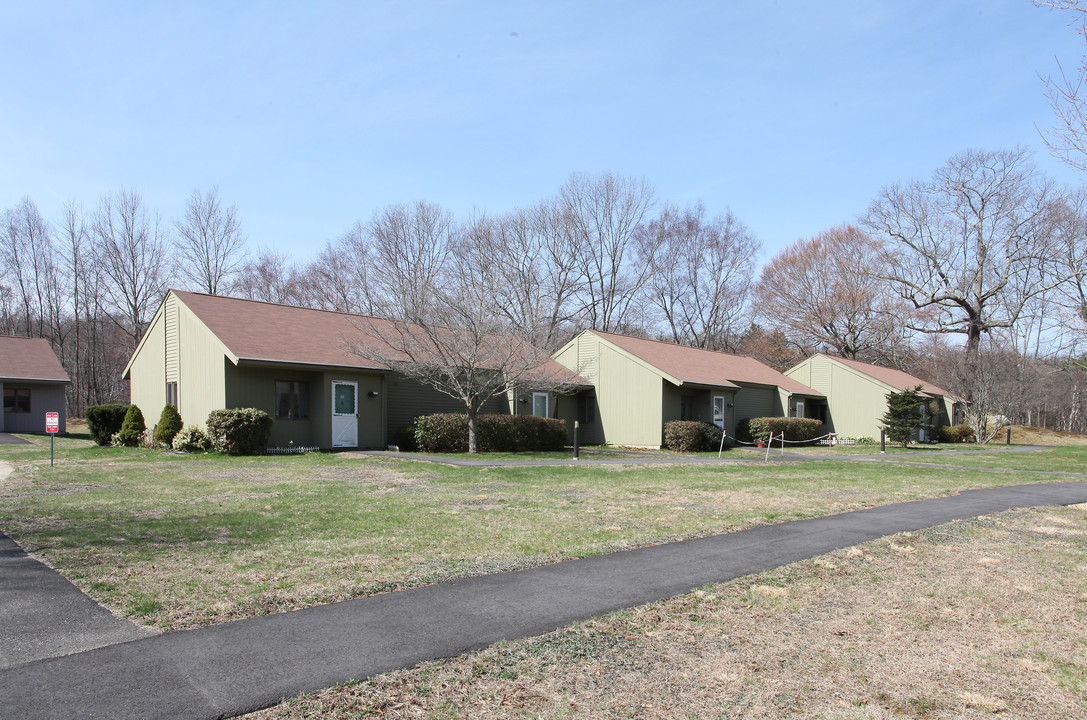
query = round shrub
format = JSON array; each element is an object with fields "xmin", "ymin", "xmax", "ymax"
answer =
[
  {"xmin": 154, "ymin": 404, "xmax": 184, "ymax": 446},
  {"xmin": 663, "ymin": 420, "xmax": 726, "ymax": 452},
  {"xmin": 206, "ymin": 408, "xmax": 273, "ymax": 455},
  {"xmin": 85, "ymin": 404, "xmax": 130, "ymax": 445},
  {"xmin": 116, "ymin": 405, "xmax": 146, "ymax": 447},
  {"xmin": 937, "ymin": 423, "xmax": 976, "ymax": 443},
  {"xmin": 172, "ymin": 425, "xmax": 211, "ymax": 452}
]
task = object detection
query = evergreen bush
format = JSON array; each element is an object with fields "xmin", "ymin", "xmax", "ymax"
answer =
[
  {"xmin": 881, "ymin": 385, "xmax": 926, "ymax": 448},
  {"xmin": 413, "ymin": 413, "xmax": 566, "ymax": 453},
  {"xmin": 206, "ymin": 408, "xmax": 273, "ymax": 455},
  {"xmin": 937, "ymin": 423, "xmax": 975, "ymax": 443},
  {"xmin": 154, "ymin": 404, "xmax": 184, "ymax": 446},
  {"xmin": 116, "ymin": 405, "xmax": 146, "ymax": 447},
  {"xmin": 663, "ymin": 420, "xmax": 725, "ymax": 452},
  {"xmin": 85, "ymin": 404, "xmax": 130, "ymax": 445},
  {"xmin": 744, "ymin": 417, "xmax": 824, "ymax": 445}
]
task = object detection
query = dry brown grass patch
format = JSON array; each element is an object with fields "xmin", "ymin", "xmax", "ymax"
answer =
[{"xmin": 250, "ymin": 504, "xmax": 1087, "ymax": 720}]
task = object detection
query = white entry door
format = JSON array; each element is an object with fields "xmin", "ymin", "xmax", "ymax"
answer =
[{"xmin": 331, "ymin": 381, "xmax": 358, "ymax": 448}]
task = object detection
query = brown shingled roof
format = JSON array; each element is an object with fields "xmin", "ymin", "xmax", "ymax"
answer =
[
  {"xmin": 170, "ymin": 291, "xmax": 589, "ymax": 386},
  {"xmin": 0, "ymin": 336, "xmax": 70, "ymax": 383},
  {"xmin": 590, "ymin": 331, "xmax": 823, "ymax": 396},
  {"xmin": 831, "ymin": 355, "xmax": 955, "ymax": 399}
]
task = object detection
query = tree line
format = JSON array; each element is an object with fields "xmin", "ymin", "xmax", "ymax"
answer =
[{"xmin": 3, "ymin": 155, "xmax": 1087, "ymax": 434}]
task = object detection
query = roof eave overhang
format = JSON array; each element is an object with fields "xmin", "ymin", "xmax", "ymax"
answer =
[
  {"xmin": 234, "ymin": 357, "xmax": 389, "ymax": 373},
  {"xmin": 0, "ymin": 376, "xmax": 70, "ymax": 384}
]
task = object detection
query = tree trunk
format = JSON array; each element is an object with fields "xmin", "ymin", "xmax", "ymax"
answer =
[{"xmin": 466, "ymin": 407, "xmax": 479, "ymax": 454}]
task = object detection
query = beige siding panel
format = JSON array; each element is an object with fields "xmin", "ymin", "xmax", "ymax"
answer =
[
  {"xmin": 826, "ymin": 362, "xmax": 889, "ymax": 438},
  {"xmin": 577, "ymin": 333, "xmax": 599, "ymax": 385},
  {"xmin": 595, "ymin": 343, "xmax": 662, "ymax": 447},
  {"xmin": 165, "ymin": 294, "xmax": 179, "ymax": 383},
  {"xmin": 128, "ymin": 305, "xmax": 167, "ymax": 421},
  {"xmin": 175, "ymin": 301, "xmax": 228, "ymax": 430}
]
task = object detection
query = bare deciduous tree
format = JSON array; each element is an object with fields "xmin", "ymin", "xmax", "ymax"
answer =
[
  {"xmin": 92, "ymin": 189, "xmax": 170, "ymax": 348},
  {"xmin": 754, "ymin": 224, "xmax": 909, "ymax": 362},
  {"xmin": 350, "ymin": 214, "xmax": 577, "ymax": 452},
  {"xmin": 174, "ymin": 187, "xmax": 247, "ymax": 295},
  {"xmin": 366, "ymin": 201, "xmax": 455, "ymax": 322},
  {"xmin": 301, "ymin": 223, "xmax": 375, "ymax": 315},
  {"xmin": 1, "ymin": 197, "xmax": 60, "ymax": 340},
  {"xmin": 560, "ymin": 172, "xmax": 655, "ymax": 332},
  {"xmin": 234, "ymin": 247, "xmax": 304, "ymax": 305},
  {"xmin": 864, "ymin": 148, "xmax": 1064, "ymax": 362},
  {"xmin": 639, "ymin": 202, "xmax": 760, "ymax": 352}
]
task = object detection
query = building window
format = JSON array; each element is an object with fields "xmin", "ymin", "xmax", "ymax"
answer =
[
  {"xmin": 275, "ymin": 381, "xmax": 309, "ymax": 420},
  {"xmin": 680, "ymin": 396, "xmax": 695, "ymax": 421},
  {"xmin": 166, "ymin": 382, "xmax": 178, "ymax": 406},
  {"xmin": 532, "ymin": 392, "xmax": 549, "ymax": 418},
  {"xmin": 3, "ymin": 387, "xmax": 30, "ymax": 413},
  {"xmin": 792, "ymin": 400, "xmax": 805, "ymax": 418},
  {"xmin": 577, "ymin": 394, "xmax": 596, "ymax": 425}
]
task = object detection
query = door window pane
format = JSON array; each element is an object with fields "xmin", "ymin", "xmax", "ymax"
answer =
[
  {"xmin": 334, "ymin": 384, "xmax": 356, "ymax": 414},
  {"xmin": 712, "ymin": 396, "xmax": 725, "ymax": 428},
  {"xmin": 532, "ymin": 392, "xmax": 548, "ymax": 417}
]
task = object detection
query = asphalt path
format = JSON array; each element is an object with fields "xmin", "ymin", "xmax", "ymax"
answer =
[{"xmin": 1, "ymin": 479, "xmax": 1085, "ymax": 720}]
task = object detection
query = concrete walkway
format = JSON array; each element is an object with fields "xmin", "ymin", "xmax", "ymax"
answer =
[{"xmin": 1, "ymin": 479, "xmax": 1086, "ymax": 720}]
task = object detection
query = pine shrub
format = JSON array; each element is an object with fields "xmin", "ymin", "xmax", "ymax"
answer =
[
  {"xmin": 116, "ymin": 405, "xmax": 146, "ymax": 447},
  {"xmin": 154, "ymin": 404, "xmax": 184, "ymax": 446}
]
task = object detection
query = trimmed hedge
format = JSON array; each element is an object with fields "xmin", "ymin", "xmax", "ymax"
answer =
[
  {"xmin": 206, "ymin": 408, "xmax": 273, "ymax": 455},
  {"xmin": 154, "ymin": 404, "xmax": 184, "ymax": 446},
  {"xmin": 739, "ymin": 416, "xmax": 823, "ymax": 445},
  {"xmin": 414, "ymin": 413, "xmax": 567, "ymax": 453},
  {"xmin": 85, "ymin": 404, "xmax": 130, "ymax": 445},
  {"xmin": 938, "ymin": 423, "xmax": 976, "ymax": 443},
  {"xmin": 663, "ymin": 420, "xmax": 726, "ymax": 452},
  {"xmin": 116, "ymin": 405, "xmax": 146, "ymax": 447}
]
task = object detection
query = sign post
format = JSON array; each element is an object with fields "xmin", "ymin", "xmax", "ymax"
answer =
[{"xmin": 45, "ymin": 412, "xmax": 58, "ymax": 466}]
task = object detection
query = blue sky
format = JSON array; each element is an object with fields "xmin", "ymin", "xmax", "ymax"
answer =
[{"xmin": 3, "ymin": 1, "xmax": 1085, "ymax": 264}]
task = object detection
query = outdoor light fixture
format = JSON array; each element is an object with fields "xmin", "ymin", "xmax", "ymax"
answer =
[
  {"xmin": 727, "ymin": 402, "xmax": 734, "ymax": 408},
  {"xmin": 367, "ymin": 391, "xmax": 379, "ymax": 398}
]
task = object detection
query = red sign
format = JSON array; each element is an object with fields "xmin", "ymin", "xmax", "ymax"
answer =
[{"xmin": 45, "ymin": 412, "xmax": 59, "ymax": 434}]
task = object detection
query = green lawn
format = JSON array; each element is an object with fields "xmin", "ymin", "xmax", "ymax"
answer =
[{"xmin": 1, "ymin": 433, "xmax": 1084, "ymax": 631}]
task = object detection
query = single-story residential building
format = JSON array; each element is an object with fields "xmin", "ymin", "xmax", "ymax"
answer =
[
  {"xmin": 551, "ymin": 329, "xmax": 825, "ymax": 447},
  {"xmin": 784, "ymin": 353, "xmax": 964, "ymax": 441},
  {"xmin": 1, "ymin": 336, "xmax": 70, "ymax": 434},
  {"xmin": 123, "ymin": 290, "xmax": 588, "ymax": 449}
]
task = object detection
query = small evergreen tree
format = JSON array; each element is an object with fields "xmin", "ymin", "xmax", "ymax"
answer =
[
  {"xmin": 116, "ymin": 405, "xmax": 147, "ymax": 447},
  {"xmin": 155, "ymin": 404, "xmax": 184, "ymax": 446},
  {"xmin": 881, "ymin": 385, "xmax": 924, "ymax": 448}
]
